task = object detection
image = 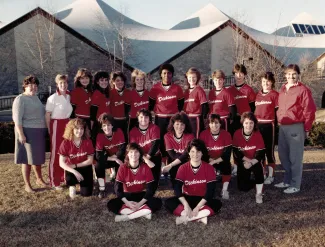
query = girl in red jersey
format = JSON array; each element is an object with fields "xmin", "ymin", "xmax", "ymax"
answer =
[
  {"xmin": 95, "ymin": 113, "xmax": 126, "ymax": 198},
  {"xmin": 90, "ymin": 71, "xmax": 110, "ymax": 142},
  {"xmin": 233, "ymin": 112, "xmax": 265, "ymax": 204},
  {"xmin": 59, "ymin": 118, "xmax": 94, "ymax": 199},
  {"xmin": 126, "ymin": 69, "xmax": 150, "ymax": 133},
  {"xmin": 149, "ymin": 64, "xmax": 184, "ymax": 158},
  {"xmin": 70, "ymin": 68, "xmax": 93, "ymax": 130},
  {"xmin": 165, "ymin": 139, "xmax": 222, "ymax": 225},
  {"xmin": 183, "ymin": 67, "xmax": 208, "ymax": 138},
  {"xmin": 109, "ymin": 71, "xmax": 130, "ymax": 141},
  {"xmin": 107, "ymin": 143, "xmax": 162, "ymax": 222},
  {"xmin": 254, "ymin": 72, "xmax": 279, "ymax": 185},
  {"xmin": 208, "ymin": 70, "xmax": 236, "ymax": 132},
  {"xmin": 199, "ymin": 114, "xmax": 232, "ymax": 199},
  {"xmin": 129, "ymin": 109, "xmax": 161, "ymax": 190},
  {"xmin": 162, "ymin": 112, "xmax": 194, "ymax": 188}
]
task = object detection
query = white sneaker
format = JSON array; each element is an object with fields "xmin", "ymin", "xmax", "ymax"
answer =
[
  {"xmin": 69, "ymin": 186, "xmax": 76, "ymax": 199},
  {"xmin": 274, "ymin": 182, "xmax": 290, "ymax": 188},
  {"xmin": 176, "ymin": 215, "xmax": 188, "ymax": 225},
  {"xmin": 264, "ymin": 177, "xmax": 274, "ymax": 185},
  {"xmin": 53, "ymin": 186, "xmax": 63, "ymax": 191},
  {"xmin": 256, "ymin": 193, "xmax": 263, "ymax": 204},
  {"xmin": 144, "ymin": 213, "xmax": 152, "ymax": 220},
  {"xmin": 283, "ymin": 187, "xmax": 300, "ymax": 194},
  {"xmin": 198, "ymin": 217, "xmax": 208, "ymax": 225},
  {"xmin": 115, "ymin": 215, "xmax": 130, "ymax": 222},
  {"xmin": 221, "ymin": 190, "xmax": 229, "ymax": 200}
]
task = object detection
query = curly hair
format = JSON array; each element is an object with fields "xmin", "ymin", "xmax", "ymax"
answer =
[
  {"xmin": 74, "ymin": 68, "xmax": 93, "ymax": 92},
  {"xmin": 124, "ymin": 143, "xmax": 144, "ymax": 168},
  {"xmin": 159, "ymin": 63, "xmax": 174, "ymax": 77},
  {"xmin": 22, "ymin": 75, "xmax": 39, "ymax": 92},
  {"xmin": 186, "ymin": 139, "xmax": 209, "ymax": 163},
  {"xmin": 240, "ymin": 112, "xmax": 258, "ymax": 131},
  {"xmin": 93, "ymin": 71, "xmax": 110, "ymax": 98},
  {"xmin": 131, "ymin": 69, "xmax": 146, "ymax": 89},
  {"xmin": 110, "ymin": 71, "xmax": 127, "ymax": 89},
  {"xmin": 63, "ymin": 118, "xmax": 90, "ymax": 141},
  {"xmin": 167, "ymin": 112, "xmax": 192, "ymax": 135}
]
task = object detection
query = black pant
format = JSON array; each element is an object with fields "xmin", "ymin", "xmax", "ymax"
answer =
[
  {"xmin": 128, "ymin": 118, "xmax": 138, "ymax": 134},
  {"xmin": 91, "ymin": 120, "xmax": 100, "ymax": 146},
  {"xmin": 154, "ymin": 116, "xmax": 171, "ymax": 157},
  {"xmin": 114, "ymin": 119, "xmax": 128, "ymax": 142},
  {"xmin": 220, "ymin": 117, "xmax": 231, "ymax": 133},
  {"xmin": 231, "ymin": 115, "xmax": 241, "ymax": 137},
  {"xmin": 65, "ymin": 166, "xmax": 93, "ymax": 196},
  {"xmin": 189, "ymin": 116, "xmax": 201, "ymax": 138},
  {"xmin": 214, "ymin": 161, "xmax": 231, "ymax": 176},
  {"xmin": 94, "ymin": 160, "xmax": 120, "ymax": 179},
  {"xmin": 237, "ymin": 161, "xmax": 264, "ymax": 191},
  {"xmin": 150, "ymin": 155, "xmax": 162, "ymax": 191},
  {"xmin": 107, "ymin": 192, "xmax": 162, "ymax": 214},
  {"xmin": 165, "ymin": 195, "xmax": 222, "ymax": 214},
  {"xmin": 258, "ymin": 122, "xmax": 276, "ymax": 164}
]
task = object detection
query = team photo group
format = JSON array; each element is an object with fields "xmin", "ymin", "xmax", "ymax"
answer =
[{"xmin": 12, "ymin": 62, "xmax": 316, "ymax": 225}]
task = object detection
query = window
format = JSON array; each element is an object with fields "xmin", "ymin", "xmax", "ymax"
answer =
[
  {"xmin": 312, "ymin": 25, "xmax": 320, "ymax": 34},
  {"xmin": 305, "ymin": 25, "xmax": 314, "ymax": 34},
  {"xmin": 319, "ymin": 26, "xmax": 325, "ymax": 34},
  {"xmin": 298, "ymin": 24, "xmax": 307, "ymax": 34},
  {"xmin": 292, "ymin": 24, "xmax": 301, "ymax": 33}
]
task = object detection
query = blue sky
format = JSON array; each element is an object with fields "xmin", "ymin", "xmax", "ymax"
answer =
[{"xmin": 1, "ymin": 0, "xmax": 325, "ymax": 33}]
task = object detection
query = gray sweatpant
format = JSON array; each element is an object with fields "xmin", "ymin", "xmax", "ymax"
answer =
[{"xmin": 278, "ymin": 123, "xmax": 305, "ymax": 189}]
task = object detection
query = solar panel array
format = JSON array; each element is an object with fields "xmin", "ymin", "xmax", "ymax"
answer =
[{"xmin": 292, "ymin": 23, "xmax": 325, "ymax": 35}]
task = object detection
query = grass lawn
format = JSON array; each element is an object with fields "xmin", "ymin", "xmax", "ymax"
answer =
[{"xmin": 1, "ymin": 151, "xmax": 325, "ymax": 247}]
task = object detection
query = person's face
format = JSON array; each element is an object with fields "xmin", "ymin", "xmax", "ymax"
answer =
[
  {"xmin": 138, "ymin": 113, "xmax": 150, "ymax": 128},
  {"xmin": 73, "ymin": 125, "xmax": 84, "ymax": 139},
  {"xmin": 209, "ymin": 119, "xmax": 221, "ymax": 133},
  {"xmin": 235, "ymin": 72, "xmax": 245, "ymax": 84},
  {"xmin": 102, "ymin": 122, "xmax": 113, "ymax": 135},
  {"xmin": 161, "ymin": 69, "xmax": 172, "ymax": 84},
  {"xmin": 261, "ymin": 78, "xmax": 272, "ymax": 91},
  {"xmin": 285, "ymin": 69, "xmax": 299, "ymax": 84},
  {"xmin": 187, "ymin": 73, "xmax": 198, "ymax": 88},
  {"xmin": 25, "ymin": 83, "xmax": 38, "ymax": 95},
  {"xmin": 135, "ymin": 76, "xmax": 145, "ymax": 89},
  {"xmin": 98, "ymin": 77, "xmax": 109, "ymax": 89},
  {"xmin": 80, "ymin": 76, "xmax": 90, "ymax": 88},
  {"xmin": 57, "ymin": 80, "xmax": 68, "ymax": 92},
  {"xmin": 189, "ymin": 146, "xmax": 203, "ymax": 163},
  {"xmin": 128, "ymin": 149, "xmax": 140, "ymax": 167},
  {"xmin": 113, "ymin": 76, "xmax": 125, "ymax": 90},
  {"xmin": 243, "ymin": 118, "xmax": 254, "ymax": 134},
  {"xmin": 173, "ymin": 120, "xmax": 185, "ymax": 135},
  {"xmin": 213, "ymin": 78, "xmax": 224, "ymax": 90}
]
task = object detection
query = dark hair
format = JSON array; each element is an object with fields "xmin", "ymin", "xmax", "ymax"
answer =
[
  {"xmin": 206, "ymin": 114, "xmax": 222, "ymax": 129},
  {"xmin": 159, "ymin": 63, "xmax": 174, "ymax": 78},
  {"xmin": 98, "ymin": 113, "xmax": 117, "ymax": 132},
  {"xmin": 110, "ymin": 71, "xmax": 127, "ymax": 89},
  {"xmin": 22, "ymin": 75, "xmax": 39, "ymax": 92},
  {"xmin": 167, "ymin": 112, "xmax": 192, "ymax": 135},
  {"xmin": 240, "ymin": 112, "xmax": 258, "ymax": 131},
  {"xmin": 74, "ymin": 68, "xmax": 93, "ymax": 92},
  {"xmin": 93, "ymin": 71, "xmax": 110, "ymax": 98},
  {"xmin": 260, "ymin": 72, "xmax": 275, "ymax": 89},
  {"xmin": 232, "ymin": 64, "xmax": 247, "ymax": 76},
  {"xmin": 124, "ymin": 143, "xmax": 144, "ymax": 167},
  {"xmin": 285, "ymin": 64, "xmax": 300, "ymax": 75},
  {"xmin": 186, "ymin": 67, "xmax": 201, "ymax": 85},
  {"xmin": 186, "ymin": 139, "xmax": 209, "ymax": 163},
  {"xmin": 137, "ymin": 109, "xmax": 153, "ymax": 123}
]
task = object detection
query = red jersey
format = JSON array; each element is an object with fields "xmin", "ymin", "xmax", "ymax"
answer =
[
  {"xmin": 176, "ymin": 161, "xmax": 216, "ymax": 197},
  {"xmin": 228, "ymin": 84, "xmax": 256, "ymax": 115},
  {"xmin": 70, "ymin": 87, "xmax": 92, "ymax": 118},
  {"xmin": 58, "ymin": 139, "xmax": 94, "ymax": 165},
  {"xmin": 91, "ymin": 90, "xmax": 111, "ymax": 119},
  {"xmin": 126, "ymin": 89, "xmax": 150, "ymax": 118},
  {"xmin": 255, "ymin": 90, "xmax": 279, "ymax": 123},
  {"xmin": 208, "ymin": 88, "xmax": 235, "ymax": 118},
  {"xmin": 164, "ymin": 132, "xmax": 194, "ymax": 154},
  {"xmin": 149, "ymin": 82, "xmax": 184, "ymax": 117},
  {"xmin": 184, "ymin": 86, "xmax": 207, "ymax": 116},
  {"xmin": 129, "ymin": 124, "xmax": 160, "ymax": 155},
  {"xmin": 199, "ymin": 129, "xmax": 232, "ymax": 159},
  {"xmin": 110, "ymin": 88, "xmax": 130, "ymax": 119},
  {"xmin": 95, "ymin": 128, "xmax": 125, "ymax": 155},
  {"xmin": 233, "ymin": 129, "xmax": 265, "ymax": 159},
  {"xmin": 277, "ymin": 82, "xmax": 316, "ymax": 131},
  {"xmin": 116, "ymin": 163, "xmax": 154, "ymax": 193}
]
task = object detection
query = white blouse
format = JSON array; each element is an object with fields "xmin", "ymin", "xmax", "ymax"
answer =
[{"xmin": 46, "ymin": 92, "xmax": 73, "ymax": 119}]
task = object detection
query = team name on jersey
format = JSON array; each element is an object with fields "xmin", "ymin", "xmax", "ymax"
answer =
[
  {"xmin": 184, "ymin": 98, "xmax": 195, "ymax": 103},
  {"xmin": 207, "ymin": 145, "xmax": 226, "ymax": 151},
  {"xmin": 235, "ymin": 95, "xmax": 247, "ymax": 100},
  {"xmin": 134, "ymin": 101, "xmax": 149, "ymax": 107},
  {"xmin": 104, "ymin": 143, "xmax": 121, "ymax": 150},
  {"xmin": 255, "ymin": 100, "xmax": 272, "ymax": 106},
  {"xmin": 115, "ymin": 101, "xmax": 124, "ymax": 106},
  {"xmin": 139, "ymin": 139, "xmax": 154, "ymax": 147},
  {"xmin": 185, "ymin": 179, "xmax": 206, "ymax": 186},
  {"xmin": 69, "ymin": 152, "xmax": 87, "ymax": 159},
  {"xmin": 174, "ymin": 149, "xmax": 184, "ymax": 153},
  {"xmin": 239, "ymin": 145, "xmax": 256, "ymax": 151},
  {"xmin": 209, "ymin": 100, "xmax": 223, "ymax": 104},
  {"xmin": 158, "ymin": 95, "xmax": 176, "ymax": 102},
  {"xmin": 126, "ymin": 180, "xmax": 146, "ymax": 187}
]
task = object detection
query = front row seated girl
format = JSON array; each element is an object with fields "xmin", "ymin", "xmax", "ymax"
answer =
[
  {"xmin": 107, "ymin": 143, "xmax": 162, "ymax": 222},
  {"xmin": 59, "ymin": 118, "xmax": 94, "ymax": 199},
  {"xmin": 165, "ymin": 139, "xmax": 222, "ymax": 225}
]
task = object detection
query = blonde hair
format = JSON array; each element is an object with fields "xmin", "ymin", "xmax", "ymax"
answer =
[
  {"xmin": 185, "ymin": 67, "xmax": 201, "ymax": 84},
  {"xmin": 212, "ymin": 70, "xmax": 225, "ymax": 80},
  {"xmin": 63, "ymin": 118, "xmax": 90, "ymax": 141},
  {"xmin": 55, "ymin": 74, "xmax": 68, "ymax": 84},
  {"xmin": 131, "ymin": 69, "xmax": 146, "ymax": 88}
]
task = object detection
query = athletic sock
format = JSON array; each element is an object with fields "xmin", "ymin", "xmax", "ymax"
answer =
[{"xmin": 98, "ymin": 178, "xmax": 105, "ymax": 190}]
